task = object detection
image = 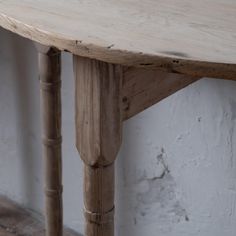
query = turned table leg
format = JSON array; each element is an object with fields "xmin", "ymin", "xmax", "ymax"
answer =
[
  {"xmin": 73, "ymin": 56, "xmax": 123, "ymax": 236},
  {"xmin": 37, "ymin": 45, "xmax": 63, "ymax": 236}
]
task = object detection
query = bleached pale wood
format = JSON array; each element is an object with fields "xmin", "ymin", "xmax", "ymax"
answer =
[
  {"xmin": 122, "ymin": 68, "xmax": 200, "ymax": 120},
  {"xmin": 37, "ymin": 45, "xmax": 63, "ymax": 236},
  {"xmin": 84, "ymin": 164, "xmax": 115, "ymax": 236},
  {"xmin": 73, "ymin": 56, "xmax": 123, "ymax": 236},
  {"xmin": 73, "ymin": 56, "xmax": 123, "ymax": 167},
  {"xmin": 0, "ymin": 0, "xmax": 236, "ymax": 79}
]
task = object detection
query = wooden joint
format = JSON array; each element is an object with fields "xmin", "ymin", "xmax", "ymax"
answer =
[
  {"xmin": 122, "ymin": 67, "xmax": 200, "ymax": 120},
  {"xmin": 35, "ymin": 43, "xmax": 60, "ymax": 56},
  {"xmin": 84, "ymin": 207, "xmax": 115, "ymax": 225},
  {"xmin": 45, "ymin": 186, "xmax": 63, "ymax": 197},
  {"xmin": 40, "ymin": 80, "xmax": 61, "ymax": 91},
  {"xmin": 43, "ymin": 136, "xmax": 62, "ymax": 147},
  {"xmin": 86, "ymin": 161, "xmax": 114, "ymax": 169}
]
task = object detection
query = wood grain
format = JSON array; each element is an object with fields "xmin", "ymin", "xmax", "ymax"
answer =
[
  {"xmin": 84, "ymin": 164, "xmax": 115, "ymax": 236},
  {"xmin": 37, "ymin": 45, "xmax": 63, "ymax": 236},
  {"xmin": 122, "ymin": 68, "xmax": 200, "ymax": 120},
  {"xmin": 74, "ymin": 56, "xmax": 123, "ymax": 167},
  {"xmin": 0, "ymin": 0, "xmax": 236, "ymax": 79},
  {"xmin": 74, "ymin": 56, "xmax": 123, "ymax": 236}
]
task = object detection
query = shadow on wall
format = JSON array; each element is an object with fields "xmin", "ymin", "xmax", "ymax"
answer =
[
  {"xmin": 0, "ymin": 28, "xmax": 42, "ymax": 210},
  {"xmin": 0, "ymin": 28, "xmax": 83, "ymax": 235},
  {"xmin": 116, "ymin": 76, "xmax": 236, "ymax": 236}
]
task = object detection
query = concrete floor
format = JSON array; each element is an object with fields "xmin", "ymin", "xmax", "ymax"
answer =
[{"xmin": 0, "ymin": 196, "xmax": 81, "ymax": 236}]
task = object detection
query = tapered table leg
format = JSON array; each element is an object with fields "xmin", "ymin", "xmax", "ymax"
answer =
[
  {"xmin": 37, "ymin": 45, "xmax": 63, "ymax": 236},
  {"xmin": 73, "ymin": 56, "xmax": 123, "ymax": 236}
]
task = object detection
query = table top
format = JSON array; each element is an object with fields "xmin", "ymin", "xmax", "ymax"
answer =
[{"xmin": 0, "ymin": 0, "xmax": 236, "ymax": 73}]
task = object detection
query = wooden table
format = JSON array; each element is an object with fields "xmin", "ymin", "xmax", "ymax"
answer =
[{"xmin": 0, "ymin": 0, "xmax": 235, "ymax": 235}]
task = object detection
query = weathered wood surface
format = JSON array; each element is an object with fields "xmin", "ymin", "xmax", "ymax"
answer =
[
  {"xmin": 37, "ymin": 45, "xmax": 63, "ymax": 236},
  {"xmin": 74, "ymin": 56, "xmax": 123, "ymax": 236},
  {"xmin": 84, "ymin": 164, "xmax": 115, "ymax": 236},
  {"xmin": 122, "ymin": 68, "xmax": 200, "ymax": 120},
  {"xmin": 0, "ymin": 196, "xmax": 81, "ymax": 236},
  {"xmin": 0, "ymin": 0, "xmax": 236, "ymax": 79},
  {"xmin": 74, "ymin": 56, "xmax": 123, "ymax": 167}
]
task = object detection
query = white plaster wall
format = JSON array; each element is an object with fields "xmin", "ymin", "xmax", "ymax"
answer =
[{"xmin": 0, "ymin": 28, "xmax": 236, "ymax": 236}]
